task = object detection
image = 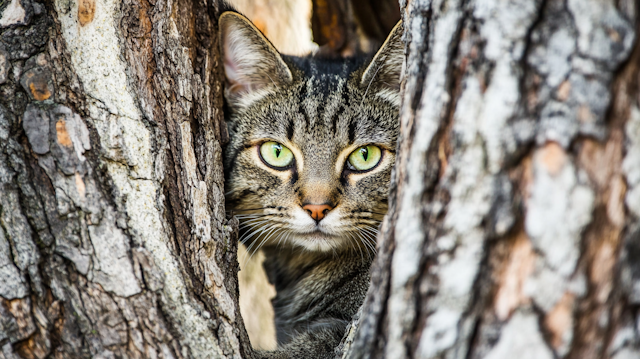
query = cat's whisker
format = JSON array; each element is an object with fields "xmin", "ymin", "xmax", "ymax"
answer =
[
  {"xmin": 227, "ymin": 207, "xmax": 270, "ymax": 213},
  {"xmin": 361, "ymin": 227, "xmax": 379, "ymax": 242},
  {"xmin": 281, "ymin": 231, "xmax": 291, "ymax": 249},
  {"xmin": 363, "ymin": 233, "xmax": 377, "ymax": 254},
  {"xmin": 239, "ymin": 219, "xmax": 270, "ymax": 233},
  {"xmin": 329, "ymin": 239, "xmax": 338, "ymax": 259},
  {"xmin": 239, "ymin": 215, "xmax": 274, "ymax": 226},
  {"xmin": 247, "ymin": 225, "xmax": 285, "ymax": 265},
  {"xmin": 240, "ymin": 223, "xmax": 263, "ymax": 231},
  {"xmin": 260, "ymin": 225, "xmax": 280, "ymax": 247},
  {"xmin": 275, "ymin": 230, "xmax": 286, "ymax": 249},
  {"xmin": 352, "ymin": 232, "xmax": 365, "ymax": 261},
  {"xmin": 356, "ymin": 232, "xmax": 371, "ymax": 260},
  {"xmin": 239, "ymin": 217, "xmax": 270, "ymax": 227},
  {"xmin": 357, "ymin": 232, "xmax": 370, "ymax": 259},
  {"xmin": 355, "ymin": 227, "xmax": 377, "ymax": 255},
  {"xmin": 249, "ymin": 221, "xmax": 282, "ymax": 248},
  {"xmin": 235, "ymin": 217, "xmax": 260, "ymax": 221},
  {"xmin": 237, "ymin": 217, "xmax": 264, "ymax": 224},
  {"xmin": 345, "ymin": 231, "xmax": 364, "ymax": 261},
  {"xmin": 234, "ymin": 214, "xmax": 266, "ymax": 218},
  {"xmin": 277, "ymin": 230, "xmax": 292, "ymax": 250},
  {"xmin": 225, "ymin": 189, "xmax": 240, "ymax": 196},
  {"xmin": 361, "ymin": 63, "xmax": 384, "ymax": 107},
  {"xmin": 239, "ymin": 227, "xmax": 256, "ymax": 244},
  {"xmin": 243, "ymin": 224, "xmax": 274, "ymax": 267},
  {"xmin": 272, "ymin": 229, "xmax": 287, "ymax": 249},
  {"xmin": 239, "ymin": 220, "xmax": 272, "ymax": 244},
  {"xmin": 357, "ymin": 231, "xmax": 376, "ymax": 259},
  {"xmin": 239, "ymin": 229, "xmax": 264, "ymax": 265},
  {"xmin": 361, "ymin": 226, "xmax": 381, "ymax": 239},
  {"xmin": 280, "ymin": 229, "xmax": 292, "ymax": 247},
  {"xmin": 357, "ymin": 224, "xmax": 375, "ymax": 234},
  {"xmin": 254, "ymin": 226, "xmax": 281, "ymax": 256},
  {"xmin": 246, "ymin": 239, "xmax": 264, "ymax": 264},
  {"xmin": 362, "ymin": 223, "xmax": 382, "ymax": 233}
]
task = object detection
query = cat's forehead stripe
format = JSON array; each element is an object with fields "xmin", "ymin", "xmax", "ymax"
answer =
[{"xmin": 296, "ymin": 75, "xmax": 351, "ymax": 143}]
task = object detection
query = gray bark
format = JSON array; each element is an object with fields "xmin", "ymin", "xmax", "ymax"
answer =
[
  {"xmin": 342, "ymin": 0, "xmax": 640, "ymax": 358},
  {"xmin": 0, "ymin": 0, "xmax": 251, "ymax": 358}
]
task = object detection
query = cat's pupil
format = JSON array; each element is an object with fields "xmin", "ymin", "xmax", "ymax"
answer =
[
  {"xmin": 275, "ymin": 145, "xmax": 281, "ymax": 157},
  {"xmin": 360, "ymin": 147, "xmax": 368, "ymax": 161}
]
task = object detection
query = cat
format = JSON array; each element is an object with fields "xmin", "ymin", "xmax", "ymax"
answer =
[{"xmin": 220, "ymin": 9, "xmax": 403, "ymax": 358}]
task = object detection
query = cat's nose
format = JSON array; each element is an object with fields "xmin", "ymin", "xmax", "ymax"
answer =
[{"xmin": 302, "ymin": 203, "xmax": 334, "ymax": 222}]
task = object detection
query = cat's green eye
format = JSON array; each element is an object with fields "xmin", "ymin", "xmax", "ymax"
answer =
[
  {"xmin": 260, "ymin": 141, "xmax": 294, "ymax": 168},
  {"xmin": 347, "ymin": 145, "xmax": 382, "ymax": 171}
]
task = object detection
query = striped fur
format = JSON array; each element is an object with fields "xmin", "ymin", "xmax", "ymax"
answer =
[{"xmin": 221, "ymin": 11, "xmax": 403, "ymax": 358}]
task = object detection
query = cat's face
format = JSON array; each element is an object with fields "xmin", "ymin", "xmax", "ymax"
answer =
[{"xmin": 221, "ymin": 12, "xmax": 403, "ymax": 253}]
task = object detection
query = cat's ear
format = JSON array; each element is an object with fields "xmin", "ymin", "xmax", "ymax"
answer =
[
  {"xmin": 361, "ymin": 21, "xmax": 405, "ymax": 104},
  {"xmin": 219, "ymin": 11, "xmax": 293, "ymax": 104}
]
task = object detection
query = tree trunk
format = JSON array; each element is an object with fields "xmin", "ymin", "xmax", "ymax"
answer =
[
  {"xmin": 0, "ymin": 0, "xmax": 252, "ymax": 357},
  {"xmin": 342, "ymin": 0, "xmax": 640, "ymax": 358}
]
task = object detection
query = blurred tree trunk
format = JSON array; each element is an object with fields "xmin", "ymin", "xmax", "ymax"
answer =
[
  {"xmin": 311, "ymin": 0, "xmax": 400, "ymax": 56},
  {"xmin": 229, "ymin": 0, "xmax": 315, "ymax": 56},
  {"xmin": 341, "ymin": 0, "xmax": 640, "ymax": 358},
  {"xmin": 0, "ymin": 0, "xmax": 253, "ymax": 357}
]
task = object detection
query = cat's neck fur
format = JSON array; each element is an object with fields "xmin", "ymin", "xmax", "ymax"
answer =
[{"xmin": 262, "ymin": 247, "xmax": 372, "ymax": 346}]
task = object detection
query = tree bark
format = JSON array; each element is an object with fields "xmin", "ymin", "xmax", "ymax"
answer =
[
  {"xmin": 342, "ymin": 0, "xmax": 640, "ymax": 358},
  {"xmin": 0, "ymin": 0, "xmax": 252, "ymax": 357}
]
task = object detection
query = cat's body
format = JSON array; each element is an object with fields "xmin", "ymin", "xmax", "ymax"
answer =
[
  {"xmin": 262, "ymin": 250, "xmax": 371, "ymax": 358},
  {"xmin": 220, "ymin": 10, "xmax": 403, "ymax": 358}
]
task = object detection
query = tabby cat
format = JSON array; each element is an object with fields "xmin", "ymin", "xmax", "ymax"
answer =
[{"xmin": 220, "ymin": 9, "xmax": 403, "ymax": 358}]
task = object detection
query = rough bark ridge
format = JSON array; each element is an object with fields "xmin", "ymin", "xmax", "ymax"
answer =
[
  {"xmin": 0, "ymin": 0, "xmax": 250, "ymax": 357},
  {"xmin": 342, "ymin": 0, "xmax": 640, "ymax": 358}
]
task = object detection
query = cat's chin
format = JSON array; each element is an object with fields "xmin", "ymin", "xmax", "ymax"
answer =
[{"xmin": 288, "ymin": 231, "xmax": 347, "ymax": 252}]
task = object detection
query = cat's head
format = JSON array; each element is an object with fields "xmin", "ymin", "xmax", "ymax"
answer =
[{"xmin": 220, "ymin": 11, "xmax": 403, "ymax": 253}]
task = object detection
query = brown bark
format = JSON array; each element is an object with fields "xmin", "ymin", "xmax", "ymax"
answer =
[
  {"xmin": 343, "ymin": 0, "xmax": 640, "ymax": 358},
  {"xmin": 0, "ymin": 0, "xmax": 251, "ymax": 357}
]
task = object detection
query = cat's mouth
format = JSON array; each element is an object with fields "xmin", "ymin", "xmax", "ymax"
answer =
[
  {"xmin": 296, "ymin": 226, "xmax": 332, "ymax": 238},
  {"xmin": 298, "ymin": 228, "xmax": 334, "ymax": 239},
  {"xmin": 290, "ymin": 230, "xmax": 345, "ymax": 252},
  {"xmin": 291, "ymin": 225, "xmax": 344, "ymax": 242}
]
